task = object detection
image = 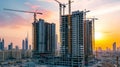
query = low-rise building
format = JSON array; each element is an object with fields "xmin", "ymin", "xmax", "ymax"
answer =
[{"xmin": 0, "ymin": 50, "xmax": 32, "ymax": 61}]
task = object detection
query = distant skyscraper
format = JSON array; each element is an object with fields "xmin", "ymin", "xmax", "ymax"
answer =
[
  {"xmin": 8, "ymin": 42, "xmax": 13, "ymax": 50},
  {"xmin": 98, "ymin": 47, "xmax": 102, "ymax": 52},
  {"xmin": 113, "ymin": 42, "xmax": 116, "ymax": 52},
  {"xmin": 1, "ymin": 38, "xmax": 4, "ymax": 50},
  {"xmin": 0, "ymin": 38, "xmax": 4, "ymax": 50},
  {"xmin": 22, "ymin": 40, "xmax": 25, "ymax": 50},
  {"xmin": 15, "ymin": 45, "xmax": 19, "ymax": 50},
  {"xmin": 22, "ymin": 34, "xmax": 29, "ymax": 50},
  {"xmin": 25, "ymin": 37, "xmax": 28, "ymax": 50},
  {"xmin": 0, "ymin": 40, "xmax": 2, "ymax": 50},
  {"xmin": 32, "ymin": 19, "xmax": 56, "ymax": 56},
  {"xmin": 29, "ymin": 45, "xmax": 31, "ymax": 50}
]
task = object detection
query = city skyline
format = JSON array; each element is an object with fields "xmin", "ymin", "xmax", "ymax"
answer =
[{"xmin": 0, "ymin": 0, "xmax": 120, "ymax": 50}]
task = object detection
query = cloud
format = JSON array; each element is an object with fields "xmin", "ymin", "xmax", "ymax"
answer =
[
  {"xmin": 89, "ymin": 2, "xmax": 120, "ymax": 16},
  {"xmin": 37, "ymin": 0, "xmax": 53, "ymax": 3},
  {"xmin": 102, "ymin": 32, "xmax": 112, "ymax": 34},
  {"xmin": 0, "ymin": 12, "xmax": 29, "ymax": 29},
  {"xmin": 24, "ymin": 2, "xmax": 40, "ymax": 10},
  {"xmin": 71, "ymin": 0, "xmax": 120, "ymax": 13},
  {"xmin": 24, "ymin": 2, "xmax": 57, "ymax": 22},
  {"xmin": 37, "ymin": 9, "xmax": 57, "ymax": 22},
  {"xmin": 37, "ymin": 0, "xmax": 69, "ymax": 4}
]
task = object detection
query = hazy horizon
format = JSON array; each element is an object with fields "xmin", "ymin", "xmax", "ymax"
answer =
[{"xmin": 0, "ymin": 0, "xmax": 120, "ymax": 50}]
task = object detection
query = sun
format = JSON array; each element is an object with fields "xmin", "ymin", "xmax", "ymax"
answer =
[{"xmin": 95, "ymin": 32, "xmax": 103, "ymax": 40}]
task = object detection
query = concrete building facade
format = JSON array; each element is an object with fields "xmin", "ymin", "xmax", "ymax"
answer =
[
  {"xmin": 32, "ymin": 19, "xmax": 56, "ymax": 58},
  {"xmin": 84, "ymin": 20, "xmax": 93, "ymax": 65},
  {"xmin": 60, "ymin": 15, "xmax": 69, "ymax": 57},
  {"xmin": 60, "ymin": 11, "xmax": 85, "ymax": 66},
  {"xmin": 71, "ymin": 11, "xmax": 84, "ymax": 67},
  {"xmin": 0, "ymin": 50, "xmax": 32, "ymax": 61}
]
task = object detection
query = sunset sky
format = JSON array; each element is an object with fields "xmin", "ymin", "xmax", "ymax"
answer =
[{"xmin": 0, "ymin": 0, "xmax": 120, "ymax": 50}]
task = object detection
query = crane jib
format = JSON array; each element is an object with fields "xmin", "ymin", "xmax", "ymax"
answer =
[{"xmin": 3, "ymin": 8, "xmax": 42, "ymax": 14}]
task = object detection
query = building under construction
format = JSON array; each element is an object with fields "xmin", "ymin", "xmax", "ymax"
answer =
[
  {"xmin": 84, "ymin": 20, "xmax": 94, "ymax": 65},
  {"xmin": 54, "ymin": 0, "xmax": 95, "ymax": 66},
  {"xmin": 32, "ymin": 19, "xmax": 56, "ymax": 58},
  {"xmin": 59, "ymin": 11, "xmax": 95, "ymax": 67},
  {"xmin": 60, "ymin": 11, "xmax": 85, "ymax": 67}
]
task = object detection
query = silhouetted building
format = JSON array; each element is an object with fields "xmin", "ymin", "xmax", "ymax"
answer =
[
  {"xmin": 0, "ymin": 39, "xmax": 2, "ymax": 50},
  {"xmin": 0, "ymin": 38, "xmax": 4, "ymax": 50},
  {"xmin": 22, "ymin": 35, "xmax": 28, "ymax": 50},
  {"xmin": 22, "ymin": 40, "xmax": 25, "ymax": 50},
  {"xmin": 25, "ymin": 37, "xmax": 28, "ymax": 50},
  {"xmin": 15, "ymin": 45, "xmax": 19, "ymax": 50},
  {"xmin": 113, "ymin": 42, "xmax": 116, "ymax": 53},
  {"xmin": 8, "ymin": 42, "xmax": 13, "ymax": 50},
  {"xmin": 2, "ymin": 39, "xmax": 4, "ymax": 50},
  {"xmin": 98, "ymin": 47, "xmax": 102, "ymax": 52},
  {"xmin": 29, "ymin": 45, "xmax": 31, "ymax": 50}
]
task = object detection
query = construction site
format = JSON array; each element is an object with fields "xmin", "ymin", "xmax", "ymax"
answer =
[{"xmin": 3, "ymin": 0, "xmax": 97, "ymax": 67}]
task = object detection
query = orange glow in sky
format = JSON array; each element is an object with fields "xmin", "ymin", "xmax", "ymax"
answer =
[
  {"xmin": 0, "ymin": 0, "xmax": 120, "ymax": 50},
  {"xmin": 95, "ymin": 32, "xmax": 103, "ymax": 40}
]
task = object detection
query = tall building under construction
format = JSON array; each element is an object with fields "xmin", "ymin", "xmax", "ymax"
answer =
[
  {"xmin": 71, "ymin": 11, "xmax": 85, "ymax": 67},
  {"xmin": 84, "ymin": 20, "xmax": 93, "ymax": 65},
  {"xmin": 32, "ymin": 19, "xmax": 56, "ymax": 58},
  {"xmin": 60, "ymin": 11, "xmax": 85, "ymax": 67}
]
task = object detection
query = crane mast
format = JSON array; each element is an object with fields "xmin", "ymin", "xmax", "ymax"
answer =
[
  {"xmin": 68, "ymin": 0, "xmax": 72, "ymax": 55},
  {"xmin": 68, "ymin": 0, "xmax": 71, "ymax": 15}
]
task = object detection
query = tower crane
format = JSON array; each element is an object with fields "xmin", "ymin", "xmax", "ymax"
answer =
[
  {"xmin": 55, "ymin": 0, "xmax": 73, "ymax": 16},
  {"xmin": 55, "ymin": 0, "xmax": 62, "ymax": 17},
  {"xmin": 3, "ymin": 8, "xmax": 42, "ymax": 22},
  {"xmin": 55, "ymin": 0, "xmax": 73, "ymax": 55},
  {"xmin": 68, "ymin": 0, "xmax": 71, "ymax": 15},
  {"xmin": 68, "ymin": 0, "xmax": 72, "ymax": 55}
]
